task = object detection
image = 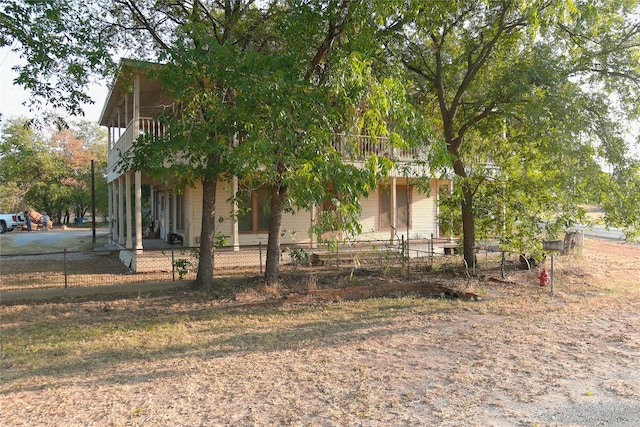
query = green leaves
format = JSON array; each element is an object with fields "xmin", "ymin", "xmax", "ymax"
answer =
[
  {"xmin": 382, "ymin": 0, "xmax": 640, "ymax": 260},
  {"xmin": 0, "ymin": 117, "xmax": 108, "ymax": 217},
  {"xmin": 599, "ymin": 162, "xmax": 640, "ymax": 241},
  {"xmin": 1, "ymin": 0, "xmax": 116, "ymax": 117}
]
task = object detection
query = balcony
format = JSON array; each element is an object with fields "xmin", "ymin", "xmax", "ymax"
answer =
[
  {"xmin": 332, "ymin": 134, "xmax": 420, "ymax": 162},
  {"xmin": 108, "ymin": 121, "xmax": 422, "ymax": 182},
  {"xmin": 107, "ymin": 117, "xmax": 164, "ymax": 182}
]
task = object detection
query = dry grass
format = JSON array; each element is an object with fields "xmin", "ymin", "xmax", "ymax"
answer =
[{"xmin": 1, "ymin": 238, "xmax": 639, "ymax": 426}]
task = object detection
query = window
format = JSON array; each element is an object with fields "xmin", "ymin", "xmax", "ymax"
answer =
[
  {"xmin": 379, "ymin": 185, "xmax": 411, "ymax": 230},
  {"xmin": 238, "ymin": 187, "xmax": 271, "ymax": 233}
]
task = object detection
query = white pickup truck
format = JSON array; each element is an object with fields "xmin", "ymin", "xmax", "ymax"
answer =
[{"xmin": 0, "ymin": 213, "xmax": 25, "ymax": 233}]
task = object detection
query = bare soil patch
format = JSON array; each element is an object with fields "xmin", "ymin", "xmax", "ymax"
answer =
[{"xmin": 1, "ymin": 238, "xmax": 639, "ymax": 426}]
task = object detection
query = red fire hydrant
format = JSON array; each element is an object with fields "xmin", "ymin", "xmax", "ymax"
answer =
[{"xmin": 539, "ymin": 268, "xmax": 550, "ymax": 287}]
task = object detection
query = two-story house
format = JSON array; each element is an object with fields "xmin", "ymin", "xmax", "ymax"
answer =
[{"xmin": 99, "ymin": 59, "xmax": 450, "ymax": 270}]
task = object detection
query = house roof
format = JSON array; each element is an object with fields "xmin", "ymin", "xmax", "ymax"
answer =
[{"xmin": 98, "ymin": 58, "xmax": 174, "ymax": 127}]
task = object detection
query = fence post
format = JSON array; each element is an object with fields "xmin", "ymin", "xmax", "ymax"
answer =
[
  {"xmin": 430, "ymin": 233, "xmax": 434, "ymax": 266},
  {"xmin": 171, "ymin": 245, "xmax": 175, "ymax": 282},
  {"xmin": 406, "ymin": 234, "xmax": 410, "ymax": 278},
  {"xmin": 259, "ymin": 242, "xmax": 263, "ymax": 275},
  {"xmin": 401, "ymin": 235, "xmax": 405, "ymax": 274},
  {"xmin": 64, "ymin": 248, "xmax": 68, "ymax": 289}
]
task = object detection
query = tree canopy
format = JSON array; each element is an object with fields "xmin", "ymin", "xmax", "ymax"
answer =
[
  {"xmin": 0, "ymin": 117, "xmax": 108, "ymax": 221},
  {"xmin": 382, "ymin": 0, "xmax": 640, "ymax": 261},
  {"xmin": 2, "ymin": 0, "xmax": 639, "ymax": 287},
  {"xmin": 111, "ymin": 0, "xmax": 411, "ymax": 288}
]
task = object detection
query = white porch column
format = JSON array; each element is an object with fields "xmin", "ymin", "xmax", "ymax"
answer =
[
  {"xmin": 108, "ymin": 182, "xmax": 114, "ymax": 242},
  {"xmin": 118, "ymin": 176, "xmax": 125, "ymax": 245},
  {"xmin": 171, "ymin": 191, "xmax": 177, "ymax": 233},
  {"xmin": 132, "ymin": 73, "xmax": 142, "ymax": 250},
  {"xmin": 135, "ymin": 171, "xmax": 143, "ymax": 250},
  {"xmin": 133, "ymin": 73, "xmax": 140, "ymax": 130},
  {"xmin": 112, "ymin": 182, "xmax": 118, "ymax": 242},
  {"xmin": 164, "ymin": 191, "xmax": 171, "ymax": 237},
  {"xmin": 150, "ymin": 186, "xmax": 155, "ymax": 233},
  {"xmin": 125, "ymin": 172, "xmax": 133, "ymax": 249},
  {"xmin": 107, "ymin": 123, "xmax": 112, "ymax": 151},
  {"xmin": 117, "ymin": 107, "xmax": 122, "ymax": 138},
  {"xmin": 157, "ymin": 193, "xmax": 163, "ymax": 239},
  {"xmin": 232, "ymin": 176, "xmax": 239, "ymax": 251},
  {"xmin": 390, "ymin": 176, "xmax": 397, "ymax": 243},
  {"xmin": 124, "ymin": 92, "xmax": 129, "ymax": 127}
]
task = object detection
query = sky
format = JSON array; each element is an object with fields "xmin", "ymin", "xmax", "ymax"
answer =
[{"xmin": 0, "ymin": 46, "xmax": 109, "ymax": 124}]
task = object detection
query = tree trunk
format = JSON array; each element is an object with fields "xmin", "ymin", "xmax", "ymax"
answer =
[
  {"xmin": 461, "ymin": 182, "xmax": 476, "ymax": 268},
  {"xmin": 264, "ymin": 184, "xmax": 286, "ymax": 285},
  {"xmin": 450, "ymin": 148, "xmax": 476, "ymax": 268},
  {"xmin": 194, "ymin": 175, "xmax": 218, "ymax": 292}
]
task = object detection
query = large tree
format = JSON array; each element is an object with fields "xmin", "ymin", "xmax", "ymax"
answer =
[
  {"xmin": 234, "ymin": 1, "xmax": 405, "ymax": 284},
  {"xmin": 110, "ymin": 1, "xmax": 290, "ymax": 291},
  {"xmin": 50, "ymin": 122, "xmax": 108, "ymax": 222},
  {"xmin": 387, "ymin": 0, "xmax": 640, "ymax": 264}
]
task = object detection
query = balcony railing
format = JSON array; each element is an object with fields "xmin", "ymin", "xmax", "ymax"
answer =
[
  {"xmin": 107, "ymin": 117, "xmax": 164, "ymax": 181},
  {"xmin": 108, "ymin": 122, "xmax": 421, "ymax": 181},
  {"xmin": 332, "ymin": 134, "xmax": 420, "ymax": 161}
]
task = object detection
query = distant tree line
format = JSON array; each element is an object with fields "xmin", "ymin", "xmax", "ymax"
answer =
[{"xmin": 0, "ymin": 117, "xmax": 109, "ymax": 225}]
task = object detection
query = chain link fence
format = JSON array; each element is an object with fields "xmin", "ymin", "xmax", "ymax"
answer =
[{"xmin": 0, "ymin": 234, "xmax": 571, "ymax": 294}]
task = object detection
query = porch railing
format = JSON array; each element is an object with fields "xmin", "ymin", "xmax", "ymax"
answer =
[
  {"xmin": 332, "ymin": 134, "xmax": 420, "ymax": 161},
  {"xmin": 108, "ymin": 123, "xmax": 421, "ymax": 181},
  {"xmin": 107, "ymin": 117, "xmax": 164, "ymax": 181}
]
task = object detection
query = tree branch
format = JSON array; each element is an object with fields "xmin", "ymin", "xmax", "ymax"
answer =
[
  {"xmin": 116, "ymin": 0, "xmax": 171, "ymax": 52},
  {"xmin": 305, "ymin": 0, "xmax": 355, "ymax": 83}
]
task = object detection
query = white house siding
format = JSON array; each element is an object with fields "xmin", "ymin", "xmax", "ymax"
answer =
[
  {"xmin": 185, "ymin": 180, "xmax": 313, "ymax": 247},
  {"xmin": 186, "ymin": 180, "xmax": 235, "ymax": 246},
  {"xmin": 410, "ymin": 183, "xmax": 436, "ymax": 240},
  {"xmin": 182, "ymin": 178, "xmax": 444, "ymax": 248},
  {"xmin": 356, "ymin": 183, "xmax": 436, "ymax": 243},
  {"xmin": 187, "ymin": 184, "xmax": 202, "ymax": 247},
  {"xmin": 358, "ymin": 190, "xmax": 385, "ymax": 241},
  {"xmin": 275, "ymin": 210, "xmax": 313, "ymax": 245},
  {"xmin": 433, "ymin": 179, "xmax": 450, "ymax": 239}
]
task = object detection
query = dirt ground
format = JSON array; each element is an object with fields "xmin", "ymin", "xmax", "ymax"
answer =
[{"xmin": 1, "ymin": 238, "xmax": 639, "ymax": 426}]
